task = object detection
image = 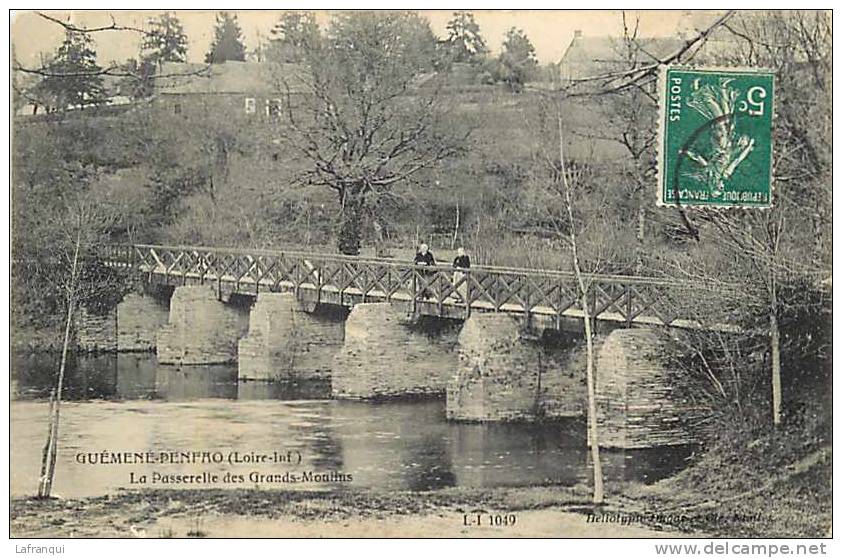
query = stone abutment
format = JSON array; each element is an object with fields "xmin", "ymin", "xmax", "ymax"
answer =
[
  {"xmin": 447, "ymin": 313, "xmax": 585, "ymax": 421},
  {"xmin": 157, "ymin": 285, "xmax": 249, "ymax": 365},
  {"xmin": 595, "ymin": 328, "xmax": 709, "ymax": 448},
  {"xmin": 331, "ymin": 303, "xmax": 459, "ymax": 399},
  {"xmin": 238, "ymin": 293, "xmax": 345, "ymax": 381}
]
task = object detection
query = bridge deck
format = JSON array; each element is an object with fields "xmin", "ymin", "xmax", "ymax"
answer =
[{"xmin": 102, "ymin": 244, "xmax": 739, "ymax": 332}]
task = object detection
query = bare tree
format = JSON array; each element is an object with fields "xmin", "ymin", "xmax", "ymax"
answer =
[
  {"xmin": 524, "ymin": 95, "xmax": 618, "ymax": 505},
  {"xmin": 13, "ymin": 11, "xmax": 210, "ymax": 107},
  {"xmin": 36, "ymin": 194, "xmax": 118, "ymax": 497},
  {"xmin": 553, "ymin": 11, "xmax": 736, "ymax": 98},
  {"xmin": 272, "ymin": 11, "xmax": 465, "ymax": 255},
  {"xmin": 556, "ymin": 111, "xmax": 603, "ymax": 504},
  {"xmin": 555, "ymin": 10, "xmax": 830, "ymax": 427}
]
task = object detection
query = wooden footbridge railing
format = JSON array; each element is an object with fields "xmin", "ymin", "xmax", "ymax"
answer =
[{"xmin": 102, "ymin": 244, "xmax": 735, "ymax": 330}]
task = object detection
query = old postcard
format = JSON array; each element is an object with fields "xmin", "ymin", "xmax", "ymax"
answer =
[{"xmin": 8, "ymin": 8, "xmax": 832, "ymax": 543}]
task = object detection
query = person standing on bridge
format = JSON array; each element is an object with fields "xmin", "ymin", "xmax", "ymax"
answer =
[
  {"xmin": 414, "ymin": 243, "xmax": 436, "ymax": 267},
  {"xmin": 452, "ymin": 247, "xmax": 470, "ymax": 303},
  {"xmin": 413, "ymin": 243, "xmax": 436, "ymax": 299}
]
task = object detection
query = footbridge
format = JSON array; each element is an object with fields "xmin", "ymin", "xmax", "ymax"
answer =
[
  {"xmin": 89, "ymin": 243, "xmax": 729, "ymax": 447},
  {"xmin": 102, "ymin": 243, "xmax": 723, "ymax": 331}
]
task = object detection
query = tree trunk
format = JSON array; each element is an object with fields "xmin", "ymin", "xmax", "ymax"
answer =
[
  {"xmin": 452, "ymin": 202, "xmax": 460, "ymax": 250},
  {"xmin": 813, "ymin": 198, "xmax": 825, "ymax": 267},
  {"xmin": 769, "ymin": 269, "xmax": 782, "ymax": 426},
  {"xmin": 373, "ymin": 220, "xmax": 388, "ymax": 258},
  {"xmin": 38, "ymin": 227, "xmax": 81, "ymax": 498},
  {"xmin": 556, "ymin": 104, "xmax": 604, "ymax": 505},
  {"xmin": 338, "ymin": 190, "xmax": 363, "ymax": 256},
  {"xmin": 582, "ymin": 297, "xmax": 604, "ymax": 504},
  {"xmin": 37, "ymin": 389, "xmax": 57, "ymax": 497},
  {"xmin": 635, "ymin": 204, "xmax": 645, "ymax": 274},
  {"xmin": 771, "ymin": 310, "xmax": 782, "ymax": 426}
]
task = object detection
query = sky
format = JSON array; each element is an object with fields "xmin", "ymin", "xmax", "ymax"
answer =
[{"xmin": 10, "ymin": 10, "xmax": 707, "ymax": 67}]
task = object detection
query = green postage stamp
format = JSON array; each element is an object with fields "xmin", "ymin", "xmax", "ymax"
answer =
[{"xmin": 657, "ymin": 66, "xmax": 775, "ymax": 208}]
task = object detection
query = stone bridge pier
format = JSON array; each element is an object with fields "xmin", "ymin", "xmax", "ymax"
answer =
[
  {"xmin": 332, "ymin": 303, "xmax": 459, "ymax": 399},
  {"xmin": 74, "ymin": 306, "xmax": 118, "ymax": 353},
  {"xmin": 117, "ymin": 290, "xmax": 171, "ymax": 351},
  {"xmin": 157, "ymin": 285, "xmax": 250, "ymax": 365},
  {"xmin": 75, "ymin": 286, "xmax": 171, "ymax": 353},
  {"xmin": 595, "ymin": 328, "xmax": 709, "ymax": 448},
  {"xmin": 446, "ymin": 313, "xmax": 584, "ymax": 422},
  {"xmin": 238, "ymin": 293, "xmax": 345, "ymax": 381}
]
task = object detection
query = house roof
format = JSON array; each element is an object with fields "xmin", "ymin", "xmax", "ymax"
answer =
[
  {"xmin": 559, "ymin": 11, "xmax": 736, "ymax": 74},
  {"xmin": 412, "ymin": 62, "xmax": 486, "ymax": 90},
  {"xmin": 155, "ymin": 60, "xmax": 494, "ymax": 97},
  {"xmin": 155, "ymin": 61, "xmax": 308, "ymax": 95},
  {"xmin": 561, "ymin": 36, "xmax": 686, "ymax": 66}
]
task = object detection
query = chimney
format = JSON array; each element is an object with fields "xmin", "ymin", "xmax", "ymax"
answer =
[{"xmin": 574, "ymin": 29, "xmax": 583, "ymax": 39}]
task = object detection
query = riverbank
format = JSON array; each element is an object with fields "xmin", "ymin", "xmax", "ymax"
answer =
[
  {"xmin": 11, "ymin": 323, "xmax": 66, "ymax": 354},
  {"xmin": 10, "ymin": 443, "xmax": 831, "ymax": 539},
  {"xmin": 624, "ymin": 408, "xmax": 833, "ymax": 539},
  {"xmin": 11, "ymin": 485, "xmax": 695, "ymax": 538}
]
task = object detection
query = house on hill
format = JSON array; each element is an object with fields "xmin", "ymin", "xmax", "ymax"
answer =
[
  {"xmin": 15, "ymin": 71, "xmax": 132, "ymax": 118},
  {"xmin": 154, "ymin": 60, "xmax": 501, "ymax": 121},
  {"xmin": 559, "ymin": 12, "xmax": 737, "ymax": 84},
  {"xmin": 153, "ymin": 61, "xmax": 308, "ymax": 121},
  {"xmin": 558, "ymin": 30, "xmax": 685, "ymax": 83}
]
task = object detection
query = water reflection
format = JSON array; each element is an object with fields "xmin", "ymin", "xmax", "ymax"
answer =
[
  {"xmin": 238, "ymin": 379, "xmax": 331, "ymax": 400},
  {"xmin": 288, "ymin": 402, "xmax": 345, "ymax": 472},
  {"xmin": 601, "ymin": 446, "xmax": 696, "ymax": 484},
  {"xmin": 12, "ymin": 352, "xmax": 119, "ymax": 400},
  {"xmin": 115, "ymin": 354, "xmax": 157, "ymax": 399},
  {"xmin": 331, "ymin": 401, "xmax": 459, "ymax": 491},
  {"xmin": 10, "ymin": 352, "xmax": 694, "ymax": 497},
  {"xmin": 403, "ymin": 434, "xmax": 458, "ymax": 490},
  {"xmin": 448, "ymin": 420, "xmax": 588, "ymax": 488},
  {"xmin": 13, "ymin": 353, "xmax": 322, "ymax": 402},
  {"xmin": 155, "ymin": 365, "xmax": 238, "ymax": 400}
]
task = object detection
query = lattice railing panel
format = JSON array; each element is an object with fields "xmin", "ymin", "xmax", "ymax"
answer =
[{"xmin": 102, "ymin": 244, "xmax": 718, "ymax": 328}]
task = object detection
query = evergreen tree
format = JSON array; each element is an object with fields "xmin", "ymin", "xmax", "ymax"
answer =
[
  {"xmin": 443, "ymin": 11, "xmax": 489, "ymax": 63},
  {"xmin": 116, "ymin": 57, "xmax": 155, "ymax": 99},
  {"xmin": 497, "ymin": 27, "xmax": 538, "ymax": 92},
  {"xmin": 268, "ymin": 11, "xmax": 320, "ymax": 63},
  {"xmin": 142, "ymin": 12, "xmax": 188, "ymax": 67},
  {"xmin": 36, "ymin": 30, "xmax": 106, "ymax": 110},
  {"xmin": 205, "ymin": 12, "xmax": 247, "ymax": 64}
]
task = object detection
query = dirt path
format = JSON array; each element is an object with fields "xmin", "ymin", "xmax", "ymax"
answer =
[
  {"xmin": 154, "ymin": 508, "xmax": 683, "ymax": 538},
  {"xmin": 10, "ymin": 488, "xmax": 690, "ymax": 538},
  {"xmin": 12, "ymin": 504, "xmax": 682, "ymax": 538}
]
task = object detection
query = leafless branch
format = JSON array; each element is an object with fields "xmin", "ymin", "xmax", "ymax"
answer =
[
  {"xmin": 534, "ymin": 10, "xmax": 736, "ymax": 99},
  {"xmin": 35, "ymin": 11, "xmax": 152, "ymax": 37},
  {"xmin": 13, "ymin": 60, "xmax": 212, "ymax": 82}
]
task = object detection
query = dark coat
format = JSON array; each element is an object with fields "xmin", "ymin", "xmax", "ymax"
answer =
[
  {"xmin": 414, "ymin": 251, "xmax": 436, "ymax": 266},
  {"xmin": 452, "ymin": 255, "xmax": 471, "ymax": 269}
]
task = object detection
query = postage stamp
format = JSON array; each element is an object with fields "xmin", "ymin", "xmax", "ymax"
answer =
[{"xmin": 657, "ymin": 66, "xmax": 775, "ymax": 208}]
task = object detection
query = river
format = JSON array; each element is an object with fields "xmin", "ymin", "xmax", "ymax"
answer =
[{"xmin": 11, "ymin": 352, "xmax": 694, "ymax": 498}]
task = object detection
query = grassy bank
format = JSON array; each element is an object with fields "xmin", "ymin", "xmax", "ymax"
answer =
[
  {"xmin": 9, "ymin": 484, "xmax": 674, "ymax": 538},
  {"xmin": 621, "ymin": 403, "xmax": 832, "ymax": 538},
  {"xmin": 11, "ymin": 445, "xmax": 831, "ymax": 539}
]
